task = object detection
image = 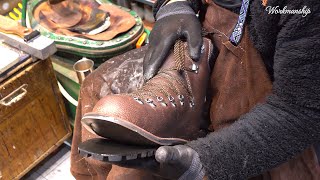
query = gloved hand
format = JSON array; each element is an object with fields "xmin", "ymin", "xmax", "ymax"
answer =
[
  {"xmin": 143, "ymin": 1, "xmax": 203, "ymax": 81},
  {"xmin": 113, "ymin": 145, "xmax": 205, "ymax": 180}
]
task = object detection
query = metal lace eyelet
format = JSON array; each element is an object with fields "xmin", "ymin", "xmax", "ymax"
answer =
[
  {"xmin": 168, "ymin": 96, "xmax": 176, "ymax": 107},
  {"xmin": 146, "ymin": 98, "xmax": 156, "ymax": 107},
  {"xmin": 189, "ymin": 99, "xmax": 195, "ymax": 108},
  {"xmin": 133, "ymin": 97, "xmax": 144, "ymax": 104},
  {"xmin": 201, "ymin": 44, "xmax": 205, "ymax": 53},
  {"xmin": 157, "ymin": 96, "xmax": 167, "ymax": 107},
  {"xmin": 191, "ymin": 64, "xmax": 199, "ymax": 74},
  {"xmin": 178, "ymin": 94, "xmax": 184, "ymax": 106}
]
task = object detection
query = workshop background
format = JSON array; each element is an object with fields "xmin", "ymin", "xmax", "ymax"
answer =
[{"xmin": 0, "ymin": 0, "xmax": 154, "ymax": 179}]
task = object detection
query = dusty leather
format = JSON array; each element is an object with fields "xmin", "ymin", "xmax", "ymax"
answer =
[
  {"xmin": 203, "ymin": 1, "xmax": 320, "ymax": 179},
  {"xmin": 33, "ymin": 1, "xmax": 135, "ymax": 41},
  {"xmin": 82, "ymin": 39, "xmax": 213, "ymax": 146},
  {"xmin": 70, "ymin": 46, "xmax": 161, "ymax": 179}
]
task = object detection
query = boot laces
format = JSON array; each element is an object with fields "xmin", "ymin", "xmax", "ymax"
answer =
[{"xmin": 130, "ymin": 40, "xmax": 197, "ymax": 108}]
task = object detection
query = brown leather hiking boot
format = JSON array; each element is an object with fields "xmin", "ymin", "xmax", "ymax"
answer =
[{"xmin": 82, "ymin": 38, "xmax": 213, "ymax": 146}]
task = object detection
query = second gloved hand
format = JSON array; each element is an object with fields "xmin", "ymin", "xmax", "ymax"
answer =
[
  {"xmin": 113, "ymin": 145, "xmax": 205, "ymax": 180},
  {"xmin": 143, "ymin": 1, "xmax": 203, "ymax": 80}
]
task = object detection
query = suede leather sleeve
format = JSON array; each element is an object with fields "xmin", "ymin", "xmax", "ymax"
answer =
[{"xmin": 188, "ymin": 0, "xmax": 320, "ymax": 179}]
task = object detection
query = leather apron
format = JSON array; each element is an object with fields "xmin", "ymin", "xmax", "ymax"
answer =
[
  {"xmin": 70, "ymin": 1, "xmax": 320, "ymax": 180},
  {"xmin": 203, "ymin": 1, "xmax": 320, "ymax": 180}
]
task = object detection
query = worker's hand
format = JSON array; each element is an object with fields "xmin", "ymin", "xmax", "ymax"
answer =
[
  {"xmin": 143, "ymin": 1, "xmax": 202, "ymax": 81},
  {"xmin": 113, "ymin": 145, "xmax": 205, "ymax": 180}
]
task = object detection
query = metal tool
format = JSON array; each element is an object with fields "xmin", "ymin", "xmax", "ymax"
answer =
[{"xmin": 0, "ymin": 15, "xmax": 56, "ymax": 60}]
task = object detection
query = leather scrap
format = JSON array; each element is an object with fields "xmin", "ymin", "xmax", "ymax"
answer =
[
  {"xmin": 40, "ymin": 1, "xmax": 82, "ymax": 28},
  {"xmin": 34, "ymin": 2, "xmax": 136, "ymax": 41}
]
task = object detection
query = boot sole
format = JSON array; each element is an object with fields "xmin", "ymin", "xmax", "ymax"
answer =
[
  {"xmin": 78, "ymin": 138, "xmax": 156, "ymax": 162},
  {"xmin": 81, "ymin": 113, "xmax": 188, "ymax": 146}
]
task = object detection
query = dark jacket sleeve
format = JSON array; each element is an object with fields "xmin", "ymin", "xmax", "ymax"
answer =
[{"xmin": 188, "ymin": 1, "xmax": 320, "ymax": 179}]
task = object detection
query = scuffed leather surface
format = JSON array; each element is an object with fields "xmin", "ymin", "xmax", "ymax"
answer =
[
  {"xmin": 100, "ymin": 54, "xmax": 144, "ymax": 97},
  {"xmin": 70, "ymin": 46, "xmax": 158, "ymax": 179}
]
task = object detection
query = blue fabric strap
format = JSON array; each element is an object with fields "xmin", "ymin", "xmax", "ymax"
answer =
[{"xmin": 229, "ymin": 0, "xmax": 250, "ymax": 45}]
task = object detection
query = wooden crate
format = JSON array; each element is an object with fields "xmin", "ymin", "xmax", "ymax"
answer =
[{"xmin": 0, "ymin": 59, "xmax": 72, "ymax": 180}]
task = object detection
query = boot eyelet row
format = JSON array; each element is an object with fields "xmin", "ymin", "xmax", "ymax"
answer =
[{"xmin": 133, "ymin": 95, "xmax": 195, "ymax": 108}]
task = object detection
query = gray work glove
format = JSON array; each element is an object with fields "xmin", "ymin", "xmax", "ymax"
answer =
[
  {"xmin": 113, "ymin": 145, "xmax": 205, "ymax": 180},
  {"xmin": 143, "ymin": 1, "xmax": 203, "ymax": 81}
]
